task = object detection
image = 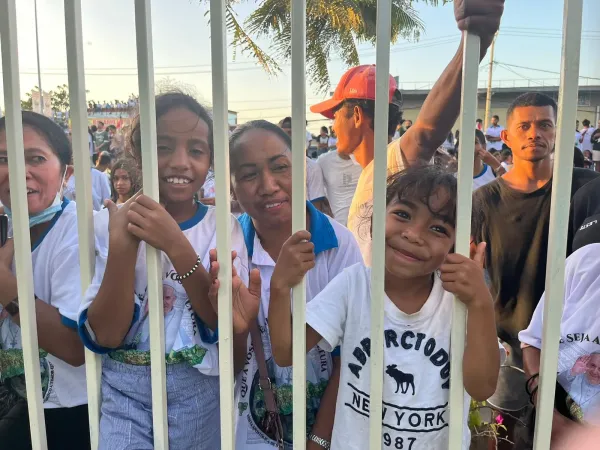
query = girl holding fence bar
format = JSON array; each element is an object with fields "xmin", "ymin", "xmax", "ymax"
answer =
[
  {"xmin": 268, "ymin": 165, "xmax": 504, "ymax": 450},
  {"xmin": 208, "ymin": 120, "xmax": 363, "ymax": 450},
  {"xmin": 78, "ymin": 92, "xmax": 254, "ymax": 450},
  {"xmin": 0, "ymin": 112, "xmax": 89, "ymax": 450}
]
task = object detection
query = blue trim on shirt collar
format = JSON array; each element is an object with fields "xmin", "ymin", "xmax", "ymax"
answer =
[
  {"xmin": 31, "ymin": 198, "xmax": 70, "ymax": 252},
  {"xmin": 238, "ymin": 201, "xmax": 338, "ymax": 258},
  {"xmin": 178, "ymin": 202, "xmax": 208, "ymax": 231},
  {"xmin": 473, "ymin": 163, "xmax": 489, "ymax": 179}
]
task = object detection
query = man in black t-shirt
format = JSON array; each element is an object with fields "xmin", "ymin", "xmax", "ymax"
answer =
[{"xmin": 472, "ymin": 93, "xmax": 599, "ymax": 448}]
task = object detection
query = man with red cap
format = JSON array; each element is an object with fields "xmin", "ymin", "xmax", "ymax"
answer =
[{"xmin": 310, "ymin": 0, "xmax": 505, "ymax": 264}]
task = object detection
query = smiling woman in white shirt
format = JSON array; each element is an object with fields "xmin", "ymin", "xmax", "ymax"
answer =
[
  {"xmin": 0, "ymin": 111, "xmax": 89, "ymax": 450},
  {"xmin": 227, "ymin": 120, "xmax": 363, "ymax": 450}
]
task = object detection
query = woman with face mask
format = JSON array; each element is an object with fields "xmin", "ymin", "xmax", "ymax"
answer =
[{"xmin": 0, "ymin": 112, "xmax": 89, "ymax": 449}]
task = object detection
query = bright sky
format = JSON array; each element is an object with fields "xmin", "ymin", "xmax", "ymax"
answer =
[{"xmin": 0, "ymin": 0, "xmax": 599, "ymax": 132}]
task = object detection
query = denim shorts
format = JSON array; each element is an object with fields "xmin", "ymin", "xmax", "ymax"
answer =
[{"xmin": 99, "ymin": 356, "xmax": 221, "ymax": 450}]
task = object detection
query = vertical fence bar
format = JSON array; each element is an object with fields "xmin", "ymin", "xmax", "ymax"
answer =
[
  {"xmin": 63, "ymin": 1, "xmax": 101, "ymax": 448},
  {"xmin": 448, "ymin": 32, "xmax": 480, "ymax": 449},
  {"xmin": 533, "ymin": 1, "xmax": 583, "ymax": 448},
  {"xmin": 291, "ymin": 0, "xmax": 307, "ymax": 448},
  {"xmin": 133, "ymin": 1, "xmax": 169, "ymax": 448},
  {"xmin": 0, "ymin": 1, "xmax": 48, "ymax": 448},
  {"xmin": 368, "ymin": 0, "xmax": 391, "ymax": 448},
  {"xmin": 209, "ymin": 0, "xmax": 235, "ymax": 448}
]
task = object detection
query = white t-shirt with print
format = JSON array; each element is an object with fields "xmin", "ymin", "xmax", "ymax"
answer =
[
  {"xmin": 317, "ymin": 151, "xmax": 362, "ymax": 227},
  {"xmin": 519, "ymin": 244, "xmax": 600, "ymax": 424},
  {"xmin": 79, "ymin": 204, "xmax": 248, "ymax": 376},
  {"xmin": 306, "ymin": 157, "xmax": 326, "ymax": 201},
  {"xmin": 485, "ymin": 125, "xmax": 504, "ymax": 151},
  {"xmin": 306, "ymin": 264, "xmax": 472, "ymax": 450},
  {"xmin": 580, "ymin": 127, "xmax": 596, "ymax": 152},
  {"xmin": 63, "ymin": 168, "xmax": 112, "ymax": 211},
  {"xmin": 0, "ymin": 200, "xmax": 87, "ymax": 409},
  {"xmin": 472, "ymin": 164, "xmax": 496, "ymax": 191},
  {"xmin": 234, "ymin": 202, "xmax": 363, "ymax": 449},
  {"xmin": 347, "ymin": 138, "xmax": 406, "ymax": 266}
]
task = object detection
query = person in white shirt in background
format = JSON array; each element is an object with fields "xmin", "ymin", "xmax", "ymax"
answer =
[
  {"xmin": 579, "ymin": 119, "xmax": 596, "ymax": 153},
  {"xmin": 575, "ymin": 120, "xmax": 582, "ymax": 150},
  {"xmin": 472, "ymin": 129, "xmax": 504, "ymax": 190},
  {"xmin": 279, "ymin": 117, "xmax": 333, "ymax": 216},
  {"xmin": 63, "ymin": 167, "xmax": 111, "ymax": 212},
  {"xmin": 328, "ymin": 127, "xmax": 338, "ymax": 151},
  {"xmin": 317, "ymin": 149, "xmax": 362, "ymax": 226},
  {"xmin": 317, "ymin": 126, "xmax": 330, "ymax": 157},
  {"xmin": 485, "ymin": 114, "xmax": 505, "ymax": 151},
  {"xmin": 499, "ymin": 148, "xmax": 514, "ymax": 172},
  {"xmin": 267, "ymin": 165, "xmax": 504, "ymax": 450}
]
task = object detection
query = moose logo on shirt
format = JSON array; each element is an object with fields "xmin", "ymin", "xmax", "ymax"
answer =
[{"xmin": 386, "ymin": 364, "xmax": 415, "ymax": 395}]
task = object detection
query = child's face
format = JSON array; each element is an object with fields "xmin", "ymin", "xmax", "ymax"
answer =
[
  {"xmin": 231, "ymin": 128, "xmax": 292, "ymax": 228},
  {"xmin": 156, "ymin": 107, "xmax": 211, "ymax": 205},
  {"xmin": 384, "ymin": 191, "xmax": 455, "ymax": 279}
]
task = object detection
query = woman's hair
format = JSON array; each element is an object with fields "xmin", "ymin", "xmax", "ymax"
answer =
[
  {"xmin": 129, "ymin": 91, "xmax": 214, "ymax": 166},
  {"xmin": 110, "ymin": 157, "xmax": 140, "ymax": 202},
  {"xmin": 573, "ymin": 147, "xmax": 585, "ymax": 168},
  {"xmin": 97, "ymin": 151, "xmax": 112, "ymax": 166},
  {"xmin": 475, "ymin": 129, "xmax": 486, "ymax": 147},
  {"xmin": 229, "ymin": 120, "xmax": 292, "ymax": 171},
  {"xmin": 0, "ymin": 111, "xmax": 72, "ymax": 169}
]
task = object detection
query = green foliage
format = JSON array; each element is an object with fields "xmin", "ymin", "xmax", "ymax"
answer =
[
  {"xmin": 201, "ymin": 0, "xmax": 446, "ymax": 93},
  {"xmin": 50, "ymin": 84, "xmax": 70, "ymax": 112},
  {"xmin": 20, "ymin": 93, "xmax": 33, "ymax": 111}
]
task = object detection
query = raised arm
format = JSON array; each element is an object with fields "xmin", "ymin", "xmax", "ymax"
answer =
[{"xmin": 401, "ymin": 0, "xmax": 504, "ymax": 164}]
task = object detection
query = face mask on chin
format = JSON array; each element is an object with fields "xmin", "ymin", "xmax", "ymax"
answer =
[{"xmin": 5, "ymin": 169, "xmax": 67, "ymax": 228}]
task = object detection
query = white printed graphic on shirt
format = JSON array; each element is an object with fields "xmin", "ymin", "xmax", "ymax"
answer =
[{"xmin": 307, "ymin": 264, "xmax": 472, "ymax": 450}]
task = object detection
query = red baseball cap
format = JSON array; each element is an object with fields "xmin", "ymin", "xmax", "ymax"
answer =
[{"xmin": 310, "ymin": 65, "xmax": 400, "ymax": 119}]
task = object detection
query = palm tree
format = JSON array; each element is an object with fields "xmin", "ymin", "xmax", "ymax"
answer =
[{"xmin": 202, "ymin": 0, "xmax": 444, "ymax": 93}]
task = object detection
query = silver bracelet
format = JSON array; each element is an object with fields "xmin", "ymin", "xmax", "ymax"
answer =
[
  {"xmin": 175, "ymin": 255, "xmax": 201, "ymax": 281},
  {"xmin": 307, "ymin": 434, "xmax": 331, "ymax": 450}
]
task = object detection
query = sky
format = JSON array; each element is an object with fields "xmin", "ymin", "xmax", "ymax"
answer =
[{"xmin": 0, "ymin": 0, "xmax": 599, "ymax": 132}]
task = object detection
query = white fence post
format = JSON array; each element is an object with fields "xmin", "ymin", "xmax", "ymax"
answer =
[
  {"xmin": 133, "ymin": 1, "xmax": 169, "ymax": 448},
  {"xmin": 0, "ymin": 0, "xmax": 48, "ymax": 448},
  {"xmin": 369, "ymin": 0, "xmax": 392, "ymax": 448},
  {"xmin": 448, "ymin": 32, "xmax": 480, "ymax": 449},
  {"xmin": 291, "ymin": 0, "xmax": 307, "ymax": 449},
  {"xmin": 533, "ymin": 1, "xmax": 583, "ymax": 448},
  {"xmin": 209, "ymin": 1, "xmax": 235, "ymax": 449},
  {"xmin": 63, "ymin": 1, "xmax": 101, "ymax": 448}
]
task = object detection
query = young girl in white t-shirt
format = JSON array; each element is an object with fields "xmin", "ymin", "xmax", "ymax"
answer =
[
  {"xmin": 78, "ymin": 92, "xmax": 252, "ymax": 449},
  {"xmin": 268, "ymin": 165, "xmax": 502, "ymax": 450},
  {"xmin": 208, "ymin": 120, "xmax": 363, "ymax": 450}
]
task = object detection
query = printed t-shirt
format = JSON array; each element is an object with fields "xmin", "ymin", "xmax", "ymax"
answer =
[
  {"xmin": 347, "ymin": 138, "xmax": 406, "ymax": 265},
  {"xmin": 234, "ymin": 201, "xmax": 362, "ymax": 449},
  {"xmin": 472, "ymin": 164, "xmax": 496, "ymax": 191},
  {"xmin": 306, "ymin": 157, "xmax": 326, "ymax": 202},
  {"xmin": 317, "ymin": 151, "xmax": 362, "ymax": 227},
  {"xmin": 485, "ymin": 125, "xmax": 504, "ymax": 151},
  {"xmin": 471, "ymin": 168, "xmax": 600, "ymax": 355},
  {"xmin": 0, "ymin": 199, "xmax": 87, "ymax": 409},
  {"xmin": 580, "ymin": 127, "xmax": 596, "ymax": 152},
  {"xmin": 519, "ymin": 244, "xmax": 600, "ymax": 424},
  {"xmin": 78, "ymin": 204, "xmax": 248, "ymax": 376},
  {"xmin": 306, "ymin": 264, "xmax": 472, "ymax": 450}
]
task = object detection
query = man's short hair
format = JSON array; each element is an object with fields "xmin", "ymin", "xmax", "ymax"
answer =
[
  {"xmin": 476, "ymin": 118, "xmax": 483, "ymax": 124},
  {"xmin": 582, "ymin": 119, "xmax": 591, "ymax": 127},
  {"xmin": 492, "ymin": 115, "xmax": 499, "ymax": 121},
  {"xmin": 506, "ymin": 93, "xmax": 557, "ymax": 122},
  {"xmin": 342, "ymin": 99, "xmax": 403, "ymax": 138}
]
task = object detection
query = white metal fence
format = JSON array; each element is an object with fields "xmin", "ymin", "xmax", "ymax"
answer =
[{"xmin": 0, "ymin": 0, "xmax": 584, "ymax": 449}]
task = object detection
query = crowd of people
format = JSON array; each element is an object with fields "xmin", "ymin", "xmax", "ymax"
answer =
[
  {"xmin": 0, "ymin": 1, "xmax": 600, "ymax": 450},
  {"xmin": 86, "ymin": 95, "xmax": 139, "ymax": 115}
]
